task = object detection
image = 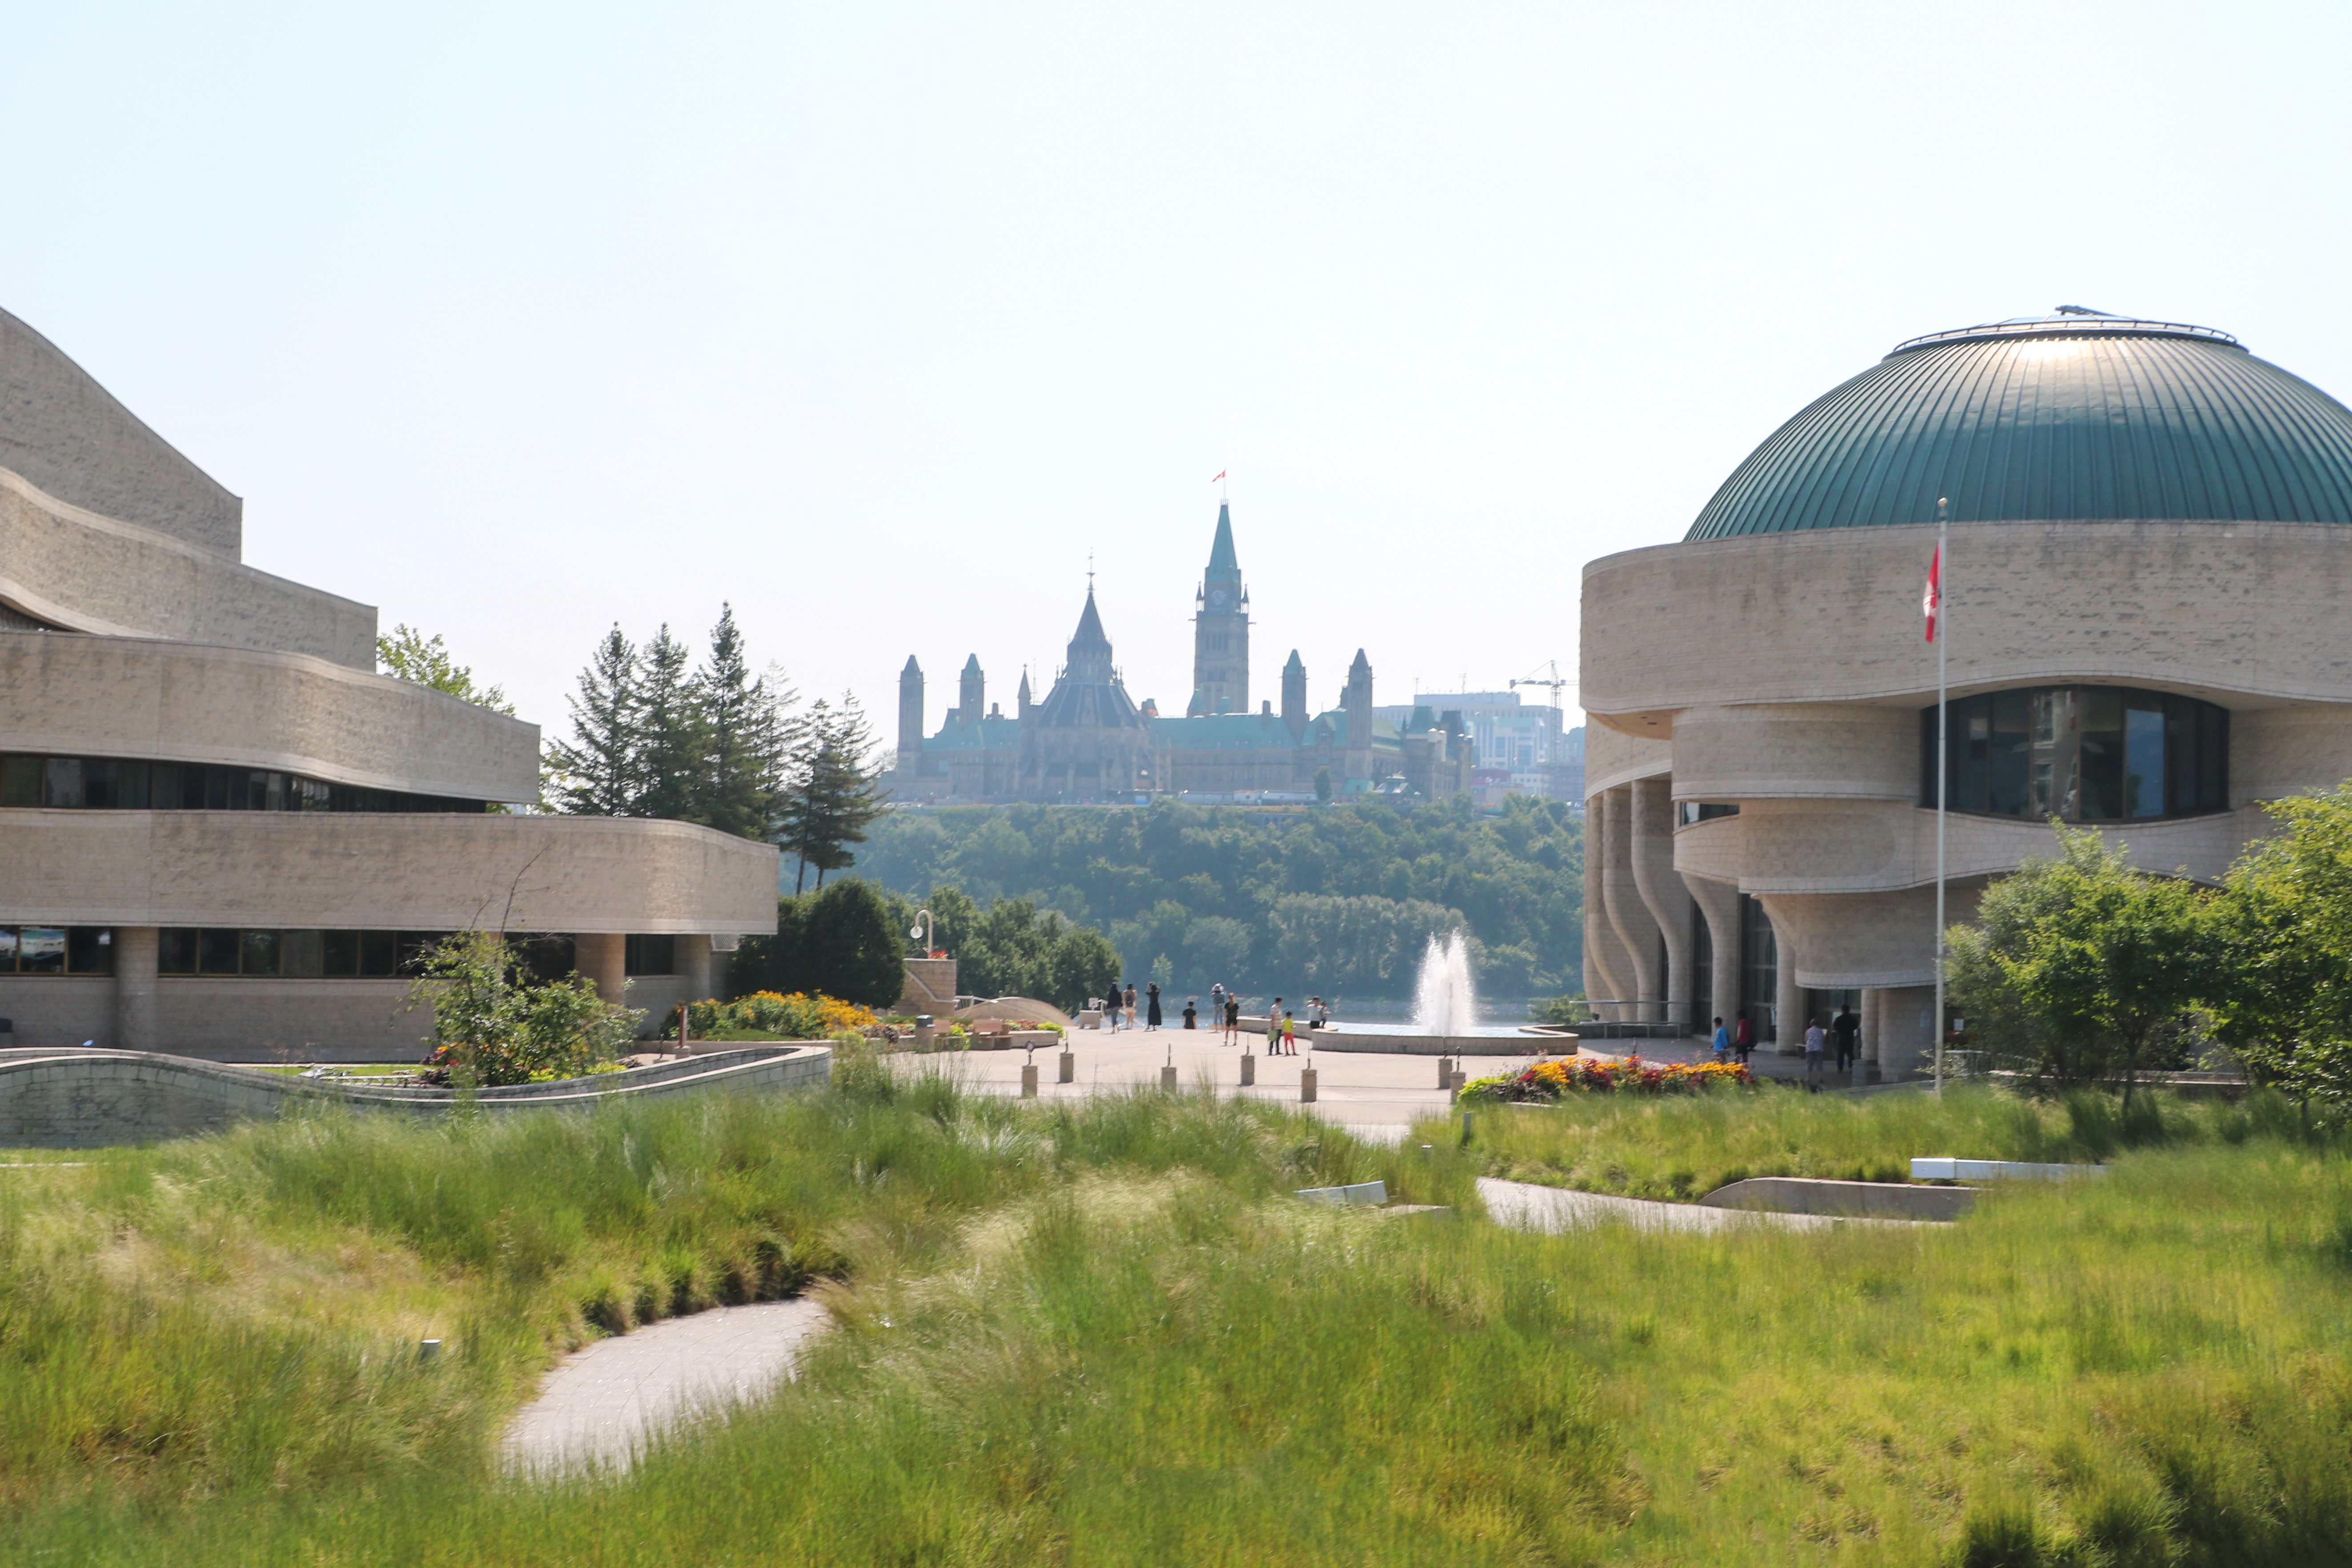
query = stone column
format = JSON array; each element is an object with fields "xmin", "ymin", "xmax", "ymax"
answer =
[
  {"xmin": 1583, "ymin": 792, "xmax": 1635, "ymax": 1020},
  {"xmin": 1683, "ymin": 874, "xmax": 1743, "ymax": 1043},
  {"xmin": 114, "ymin": 926, "xmax": 159, "ymax": 1053},
  {"xmin": 577, "ymin": 933, "xmax": 628, "ymax": 1007},
  {"xmin": 1599, "ymin": 785, "xmax": 1663, "ymax": 1021},
  {"xmin": 678, "ymin": 935, "xmax": 720, "ymax": 1003},
  {"xmin": 1629, "ymin": 778, "xmax": 1695, "ymax": 1032},
  {"xmin": 1774, "ymin": 929, "xmax": 1805, "ymax": 1055},
  {"xmin": 1858, "ymin": 987, "xmax": 1882, "ymax": 1085}
]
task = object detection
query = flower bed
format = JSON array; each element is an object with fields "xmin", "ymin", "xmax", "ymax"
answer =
[
  {"xmin": 1459, "ymin": 1054, "xmax": 1755, "ymax": 1103},
  {"xmin": 668, "ymin": 991, "xmax": 877, "ymax": 1041}
]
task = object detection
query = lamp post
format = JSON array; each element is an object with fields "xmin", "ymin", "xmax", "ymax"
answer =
[{"xmin": 909, "ymin": 909, "xmax": 934, "ymax": 956}]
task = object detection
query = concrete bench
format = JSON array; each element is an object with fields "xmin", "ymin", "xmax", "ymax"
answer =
[
  {"xmin": 1295, "ymin": 1180, "xmax": 1388, "ymax": 1207},
  {"xmin": 1910, "ymin": 1158, "xmax": 2106, "ymax": 1182}
]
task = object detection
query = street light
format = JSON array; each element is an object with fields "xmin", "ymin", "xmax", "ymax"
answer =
[{"xmin": 909, "ymin": 908, "xmax": 934, "ymax": 956}]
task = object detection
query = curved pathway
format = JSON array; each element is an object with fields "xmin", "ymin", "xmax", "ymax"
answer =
[{"xmin": 502, "ymin": 1298, "xmax": 831, "ymax": 1475}]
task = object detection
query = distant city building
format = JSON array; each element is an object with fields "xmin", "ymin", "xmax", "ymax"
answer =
[
  {"xmin": 885, "ymin": 505, "xmax": 1472, "ymax": 805},
  {"xmin": 1374, "ymin": 691, "xmax": 1579, "ymax": 803}
]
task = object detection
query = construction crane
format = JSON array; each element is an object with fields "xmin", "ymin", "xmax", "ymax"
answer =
[{"xmin": 1508, "ymin": 660, "xmax": 1570, "ymax": 706}]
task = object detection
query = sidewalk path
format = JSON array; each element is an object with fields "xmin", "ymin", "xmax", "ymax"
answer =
[{"xmin": 502, "ymin": 1298, "xmax": 831, "ymax": 1474}]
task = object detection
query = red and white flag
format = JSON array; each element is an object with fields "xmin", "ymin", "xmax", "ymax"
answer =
[
  {"xmin": 1923, "ymin": 544, "xmax": 1942, "ymax": 643},
  {"xmin": 1212, "ymin": 470, "xmax": 1226, "ymax": 482}
]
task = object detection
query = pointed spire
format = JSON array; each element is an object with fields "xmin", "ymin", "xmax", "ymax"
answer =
[
  {"xmin": 1206, "ymin": 501, "xmax": 1239, "ymax": 577},
  {"xmin": 961, "ymin": 653, "xmax": 983, "ymax": 675},
  {"xmin": 1349, "ymin": 648, "xmax": 1372, "ymax": 678},
  {"xmin": 1017, "ymin": 670, "xmax": 1032, "ymax": 701},
  {"xmin": 1066, "ymin": 588, "xmax": 1115, "ymax": 682},
  {"xmin": 1282, "ymin": 649, "xmax": 1304, "ymax": 674},
  {"xmin": 901, "ymin": 654, "xmax": 922, "ymax": 676}
]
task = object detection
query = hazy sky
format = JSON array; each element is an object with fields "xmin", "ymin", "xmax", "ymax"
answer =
[{"xmin": 7, "ymin": 1, "xmax": 2350, "ymax": 745}]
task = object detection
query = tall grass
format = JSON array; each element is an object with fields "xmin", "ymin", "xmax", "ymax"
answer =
[
  {"xmin": 0, "ymin": 1072, "xmax": 1468, "ymax": 1512},
  {"xmin": 1460, "ymin": 1082, "xmax": 2309, "ymax": 1199},
  {"xmin": 10, "ymin": 1082, "xmax": 2352, "ymax": 1563}
]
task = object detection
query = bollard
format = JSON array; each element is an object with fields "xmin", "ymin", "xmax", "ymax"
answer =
[
  {"xmin": 1460, "ymin": 1109, "xmax": 1473, "ymax": 1144},
  {"xmin": 1240, "ymin": 1052, "xmax": 1256, "ymax": 1087},
  {"xmin": 419, "ymin": 1338, "xmax": 442, "ymax": 1364},
  {"xmin": 1436, "ymin": 1054, "xmax": 1453, "ymax": 1089},
  {"xmin": 915, "ymin": 1015, "xmax": 934, "ymax": 1051},
  {"xmin": 1058, "ymin": 1049, "xmax": 1075, "ymax": 1084},
  {"xmin": 1448, "ymin": 1068, "xmax": 1467, "ymax": 1092},
  {"xmin": 1299, "ymin": 1065, "xmax": 1317, "ymax": 1103},
  {"xmin": 1020, "ymin": 1063, "xmax": 1039, "ymax": 1098}
]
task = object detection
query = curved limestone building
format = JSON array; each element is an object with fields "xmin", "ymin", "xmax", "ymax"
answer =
[
  {"xmin": 1581, "ymin": 308, "xmax": 2352, "ymax": 1075},
  {"xmin": 0, "ymin": 308, "xmax": 777, "ymax": 1059}
]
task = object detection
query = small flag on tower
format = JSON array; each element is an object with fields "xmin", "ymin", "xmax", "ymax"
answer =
[
  {"xmin": 1212, "ymin": 470, "xmax": 1226, "ymax": 482},
  {"xmin": 1923, "ymin": 544, "xmax": 1942, "ymax": 643}
]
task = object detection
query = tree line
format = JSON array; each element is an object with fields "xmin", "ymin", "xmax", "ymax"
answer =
[
  {"xmin": 858, "ymin": 794, "xmax": 1584, "ymax": 999},
  {"xmin": 541, "ymin": 607, "xmax": 886, "ymax": 888},
  {"xmin": 1954, "ymin": 792, "xmax": 2352, "ymax": 1123}
]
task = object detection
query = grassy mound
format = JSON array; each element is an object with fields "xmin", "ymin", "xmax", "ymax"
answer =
[{"xmin": 8, "ymin": 1079, "xmax": 2352, "ymax": 1563}]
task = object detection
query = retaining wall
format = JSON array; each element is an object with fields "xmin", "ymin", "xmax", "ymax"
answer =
[{"xmin": 0, "ymin": 1045, "xmax": 830, "ymax": 1149}]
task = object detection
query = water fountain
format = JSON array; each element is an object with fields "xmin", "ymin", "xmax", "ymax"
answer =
[{"xmin": 1412, "ymin": 931, "xmax": 1477, "ymax": 1038}]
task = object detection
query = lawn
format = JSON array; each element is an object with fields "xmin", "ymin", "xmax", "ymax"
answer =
[{"xmin": 4, "ymin": 1078, "xmax": 2350, "ymax": 1564}]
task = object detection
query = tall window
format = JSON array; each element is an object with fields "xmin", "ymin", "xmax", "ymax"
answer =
[
  {"xmin": 1923, "ymin": 687, "xmax": 2228, "ymax": 822},
  {"xmin": 1739, "ymin": 893, "xmax": 1778, "ymax": 1040}
]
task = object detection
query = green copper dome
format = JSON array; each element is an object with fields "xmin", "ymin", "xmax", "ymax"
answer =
[{"xmin": 1685, "ymin": 310, "xmax": 2352, "ymax": 540}]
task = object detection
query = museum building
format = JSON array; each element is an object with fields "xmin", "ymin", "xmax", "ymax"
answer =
[
  {"xmin": 0, "ymin": 307, "xmax": 778, "ymax": 1059},
  {"xmin": 1580, "ymin": 308, "xmax": 2352, "ymax": 1076}
]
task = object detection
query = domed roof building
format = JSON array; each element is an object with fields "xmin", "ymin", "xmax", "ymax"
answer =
[{"xmin": 1580, "ymin": 309, "xmax": 2352, "ymax": 1077}]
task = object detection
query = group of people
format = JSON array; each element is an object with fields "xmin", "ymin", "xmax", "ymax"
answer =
[
  {"xmin": 1710, "ymin": 1004, "xmax": 1865, "ymax": 1091},
  {"xmin": 1800, "ymin": 1007, "xmax": 1863, "ymax": 1091},
  {"xmin": 1091, "ymin": 981, "xmax": 1333, "ymax": 1055}
]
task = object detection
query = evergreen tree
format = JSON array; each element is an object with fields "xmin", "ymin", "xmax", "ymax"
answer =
[
  {"xmin": 779, "ymin": 697, "xmax": 886, "ymax": 893},
  {"xmin": 545, "ymin": 625, "xmax": 641, "ymax": 816},
  {"xmin": 691, "ymin": 605, "xmax": 798, "ymax": 840},
  {"xmin": 631, "ymin": 625, "xmax": 703, "ymax": 822}
]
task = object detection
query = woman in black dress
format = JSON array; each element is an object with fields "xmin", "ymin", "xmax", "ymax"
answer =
[{"xmin": 1145, "ymin": 982, "xmax": 1164, "ymax": 1031}]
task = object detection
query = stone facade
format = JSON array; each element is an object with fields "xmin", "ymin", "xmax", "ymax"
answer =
[{"xmin": 0, "ymin": 305, "xmax": 777, "ymax": 1060}]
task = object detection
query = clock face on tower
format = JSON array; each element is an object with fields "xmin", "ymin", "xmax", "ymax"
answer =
[{"xmin": 1209, "ymin": 590, "xmax": 1227, "ymax": 611}]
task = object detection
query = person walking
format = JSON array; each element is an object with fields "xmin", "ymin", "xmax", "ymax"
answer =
[
  {"xmin": 1710, "ymin": 1015, "xmax": 1730, "ymax": 1063},
  {"xmin": 1145, "ymin": 982, "xmax": 1163, "ymax": 1031},
  {"xmin": 1224, "ymin": 995, "xmax": 1241, "ymax": 1045},
  {"xmin": 1267, "ymin": 999, "xmax": 1285, "ymax": 1056},
  {"xmin": 1123, "ymin": 983, "xmax": 1138, "ymax": 1032},
  {"xmin": 1182, "ymin": 997, "xmax": 1197, "ymax": 1030},
  {"xmin": 1832, "ymin": 1006, "xmax": 1858, "ymax": 1075},
  {"xmin": 1733, "ymin": 1010, "xmax": 1755, "ymax": 1067},
  {"xmin": 1804, "ymin": 1016, "xmax": 1827, "ymax": 1093},
  {"xmin": 1106, "ymin": 989, "xmax": 1121, "ymax": 1033}
]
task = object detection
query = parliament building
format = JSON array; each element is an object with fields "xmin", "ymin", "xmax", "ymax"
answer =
[{"xmin": 887, "ymin": 505, "xmax": 1473, "ymax": 804}]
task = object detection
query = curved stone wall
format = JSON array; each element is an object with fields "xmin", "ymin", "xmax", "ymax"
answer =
[
  {"xmin": 0, "ymin": 1045, "xmax": 831, "ymax": 1148},
  {"xmin": 0, "ymin": 470, "xmax": 375, "ymax": 668},
  {"xmin": 0, "ymin": 810, "xmax": 780, "ymax": 931},
  {"xmin": 1584, "ymin": 521, "xmax": 2352, "ymax": 715},
  {"xmin": 0, "ymin": 308, "xmax": 243, "ymax": 557},
  {"xmin": 0, "ymin": 630, "xmax": 537, "ymax": 801}
]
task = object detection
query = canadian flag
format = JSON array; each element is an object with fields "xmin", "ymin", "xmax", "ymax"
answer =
[{"xmin": 1923, "ymin": 544, "xmax": 1942, "ymax": 643}]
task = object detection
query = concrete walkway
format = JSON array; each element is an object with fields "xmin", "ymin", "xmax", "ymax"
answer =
[
  {"xmin": 502, "ymin": 1298, "xmax": 831, "ymax": 1474},
  {"xmin": 937, "ymin": 1029, "xmax": 1564, "ymax": 1137},
  {"xmin": 1477, "ymin": 1176, "xmax": 1919, "ymax": 1233}
]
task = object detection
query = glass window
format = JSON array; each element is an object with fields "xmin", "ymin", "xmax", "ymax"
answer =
[
  {"xmin": 66, "ymin": 927, "xmax": 113, "ymax": 975},
  {"xmin": 19, "ymin": 928, "xmax": 66, "ymax": 975},
  {"xmin": 360, "ymin": 931, "xmax": 401, "ymax": 977},
  {"xmin": 1927, "ymin": 687, "xmax": 2228, "ymax": 823},
  {"xmin": 0, "ymin": 928, "xmax": 16, "ymax": 970},
  {"xmin": 159, "ymin": 929, "xmax": 198, "ymax": 974},
  {"xmin": 0, "ymin": 755, "xmax": 37, "ymax": 807},
  {"xmin": 198, "ymin": 929, "xmax": 242, "ymax": 974},
  {"xmin": 241, "ymin": 930, "xmax": 281, "ymax": 976},
  {"xmin": 151, "ymin": 762, "xmax": 183, "ymax": 810},
  {"xmin": 43, "ymin": 757, "xmax": 84, "ymax": 809},
  {"xmin": 625, "ymin": 934, "xmax": 676, "ymax": 976}
]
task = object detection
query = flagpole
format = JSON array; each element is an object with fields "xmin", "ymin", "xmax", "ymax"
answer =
[{"xmin": 1934, "ymin": 496, "xmax": 1949, "ymax": 1099}]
